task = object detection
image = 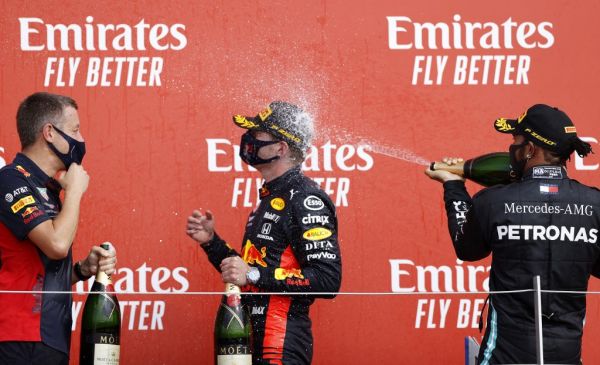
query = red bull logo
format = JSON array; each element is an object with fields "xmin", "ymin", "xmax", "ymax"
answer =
[
  {"xmin": 242, "ymin": 240, "xmax": 267, "ymax": 267},
  {"xmin": 21, "ymin": 206, "xmax": 39, "ymax": 218},
  {"xmin": 274, "ymin": 267, "xmax": 304, "ymax": 280},
  {"xmin": 16, "ymin": 165, "xmax": 31, "ymax": 177}
]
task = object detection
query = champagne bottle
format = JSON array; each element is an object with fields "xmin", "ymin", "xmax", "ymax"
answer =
[
  {"xmin": 80, "ymin": 243, "xmax": 121, "ymax": 365},
  {"xmin": 214, "ymin": 283, "xmax": 252, "ymax": 365},
  {"xmin": 430, "ymin": 152, "xmax": 515, "ymax": 187}
]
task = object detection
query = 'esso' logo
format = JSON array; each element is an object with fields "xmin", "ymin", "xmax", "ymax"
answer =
[{"xmin": 303, "ymin": 195, "xmax": 324, "ymax": 211}]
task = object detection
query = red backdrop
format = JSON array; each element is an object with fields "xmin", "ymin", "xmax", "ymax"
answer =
[{"xmin": 1, "ymin": 1, "xmax": 599, "ymax": 363}]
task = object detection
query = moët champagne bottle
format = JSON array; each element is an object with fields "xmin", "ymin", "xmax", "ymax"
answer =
[
  {"xmin": 430, "ymin": 152, "xmax": 515, "ymax": 187},
  {"xmin": 80, "ymin": 243, "xmax": 121, "ymax": 365},
  {"xmin": 214, "ymin": 283, "xmax": 252, "ymax": 365}
]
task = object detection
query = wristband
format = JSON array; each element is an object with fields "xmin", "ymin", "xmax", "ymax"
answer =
[{"xmin": 74, "ymin": 261, "xmax": 92, "ymax": 281}]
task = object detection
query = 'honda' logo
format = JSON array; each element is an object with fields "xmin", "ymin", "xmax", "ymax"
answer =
[{"xmin": 261, "ymin": 223, "xmax": 272, "ymax": 235}]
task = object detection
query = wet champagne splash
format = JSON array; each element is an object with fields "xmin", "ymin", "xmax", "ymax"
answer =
[{"xmin": 317, "ymin": 126, "xmax": 430, "ymax": 166}]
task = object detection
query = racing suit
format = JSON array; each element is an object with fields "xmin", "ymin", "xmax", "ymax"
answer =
[
  {"xmin": 202, "ymin": 166, "xmax": 342, "ymax": 364},
  {"xmin": 443, "ymin": 165, "xmax": 600, "ymax": 365}
]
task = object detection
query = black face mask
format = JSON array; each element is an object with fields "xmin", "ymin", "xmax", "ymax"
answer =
[
  {"xmin": 239, "ymin": 132, "xmax": 281, "ymax": 166},
  {"xmin": 47, "ymin": 125, "xmax": 86, "ymax": 169},
  {"xmin": 509, "ymin": 140, "xmax": 528, "ymax": 180}
]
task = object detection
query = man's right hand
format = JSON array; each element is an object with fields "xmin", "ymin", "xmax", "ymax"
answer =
[
  {"xmin": 57, "ymin": 163, "xmax": 89, "ymax": 195},
  {"xmin": 186, "ymin": 209, "xmax": 215, "ymax": 245}
]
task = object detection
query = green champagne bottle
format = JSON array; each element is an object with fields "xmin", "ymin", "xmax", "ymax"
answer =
[
  {"xmin": 214, "ymin": 283, "xmax": 252, "ymax": 365},
  {"xmin": 430, "ymin": 152, "xmax": 515, "ymax": 187},
  {"xmin": 80, "ymin": 243, "xmax": 121, "ymax": 365}
]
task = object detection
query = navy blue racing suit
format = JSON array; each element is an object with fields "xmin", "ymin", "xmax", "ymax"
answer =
[
  {"xmin": 202, "ymin": 167, "xmax": 342, "ymax": 364},
  {"xmin": 443, "ymin": 165, "xmax": 600, "ymax": 365}
]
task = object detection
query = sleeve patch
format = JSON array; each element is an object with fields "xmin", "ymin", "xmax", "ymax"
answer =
[{"xmin": 11, "ymin": 195, "xmax": 36, "ymax": 213}]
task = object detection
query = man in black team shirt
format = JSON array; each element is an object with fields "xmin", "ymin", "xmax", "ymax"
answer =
[
  {"xmin": 426, "ymin": 104, "xmax": 600, "ymax": 364},
  {"xmin": 187, "ymin": 101, "xmax": 342, "ymax": 364},
  {"xmin": 0, "ymin": 92, "xmax": 117, "ymax": 365}
]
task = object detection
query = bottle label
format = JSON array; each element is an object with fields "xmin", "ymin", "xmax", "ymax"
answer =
[
  {"xmin": 216, "ymin": 354, "xmax": 252, "ymax": 365},
  {"xmin": 93, "ymin": 343, "xmax": 120, "ymax": 365},
  {"xmin": 225, "ymin": 283, "xmax": 241, "ymax": 294},
  {"xmin": 95, "ymin": 271, "xmax": 112, "ymax": 286},
  {"xmin": 91, "ymin": 333, "xmax": 120, "ymax": 345},
  {"xmin": 217, "ymin": 344, "xmax": 250, "ymax": 355}
]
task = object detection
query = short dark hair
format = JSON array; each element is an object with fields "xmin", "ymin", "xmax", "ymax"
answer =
[
  {"xmin": 543, "ymin": 149, "xmax": 569, "ymax": 166},
  {"xmin": 288, "ymin": 146, "xmax": 306, "ymax": 164},
  {"xmin": 16, "ymin": 92, "xmax": 78, "ymax": 149}
]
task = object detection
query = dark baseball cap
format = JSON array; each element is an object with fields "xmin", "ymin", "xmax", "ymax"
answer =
[
  {"xmin": 494, "ymin": 104, "xmax": 590, "ymax": 157},
  {"xmin": 232, "ymin": 101, "xmax": 314, "ymax": 152}
]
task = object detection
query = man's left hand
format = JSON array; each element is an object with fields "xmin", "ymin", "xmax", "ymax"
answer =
[
  {"xmin": 81, "ymin": 243, "xmax": 117, "ymax": 277},
  {"xmin": 424, "ymin": 157, "xmax": 466, "ymax": 183},
  {"xmin": 220, "ymin": 256, "xmax": 249, "ymax": 286}
]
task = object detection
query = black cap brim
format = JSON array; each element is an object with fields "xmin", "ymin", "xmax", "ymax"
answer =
[
  {"xmin": 494, "ymin": 118, "xmax": 519, "ymax": 134},
  {"xmin": 233, "ymin": 114, "xmax": 263, "ymax": 130}
]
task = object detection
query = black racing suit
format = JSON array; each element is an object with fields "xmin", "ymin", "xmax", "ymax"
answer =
[
  {"xmin": 443, "ymin": 165, "xmax": 600, "ymax": 365},
  {"xmin": 202, "ymin": 166, "xmax": 342, "ymax": 364}
]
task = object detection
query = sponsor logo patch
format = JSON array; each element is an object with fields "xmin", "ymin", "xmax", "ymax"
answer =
[
  {"xmin": 23, "ymin": 210, "xmax": 44, "ymax": 224},
  {"xmin": 258, "ymin": 107, "xmax": 273, "ymax": 121},
  {"xmin": 11, "ymin": 195, "xmax": 36, "ymax": 213},
  {"xmin": 37, "ymin": 187, "xmax": 49, "ymax": 201},
  {"xmin": 303, "ymin": 195, "xmax": 324, "ymax": 211},
  {"xmin": 263, "ymin": 211, "xmax": 281, "ymax": 223},
  {"xmin": 303, "ymin": 227, "xmax": 332, "ymax": 241},
  {"xmin": 5, "ymin": 187, "xmax": 29, "ymax": 203},
  {"xmin": 261, "ymin": 223, "xmax": 272, "ymax": 235},
  {"xmin": 497, "ymin": 224, "xmax": 597, "ymax": 244},
  {"xmin": 532, "ymin": 166, "xmax": 563, "ymax": 179},
  {"xmin": 274, "ymin": 268, "xmax": 304, "ymax": 280},
  {"xmin": 302, "ymin": 214, "xmax": 330, "ymax": 225},
  {"xmin": 270, "ymin": 198, "xmax": 285, "ymax": 211},
  {"xmin": 305, "ymin": 240, "xmax": 334, "ymax": 251},
  {"xmin": 21, "ymin": 206, "xmax": 39, "ymax": 218},
  {"xmin": 565, "ymin": 126, "xmax": 577, "ymax": 133},
  {"xmin": 241, "ymin": 240, "xmax": 267, "ymax": 267},
  {"xmin": 306, "ymin": 252, "xmax": 337, "ymax": 261},
  {"xmin": 257, "ymin": 223, "xmax": 274, "ymax": 241}
]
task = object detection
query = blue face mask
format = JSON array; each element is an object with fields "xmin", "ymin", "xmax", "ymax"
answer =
[
  {"xmin": 47, "ymin": 125, "xmax": 86, "ymax": 168},
  {"xmin": 239, "ymin": 131, "xmax": 281, "ymax": 166}
]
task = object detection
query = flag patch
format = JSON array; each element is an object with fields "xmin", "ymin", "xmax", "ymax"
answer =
[{"xmin": 540, "ymin": 184, "xmax": 559, "ymax": 194}]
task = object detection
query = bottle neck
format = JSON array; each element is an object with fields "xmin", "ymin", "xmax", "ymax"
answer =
[
  {"xmin": 95, "ymin": 271, "xmax": 112, "ymax": 286},
  {"xmin": 224, "ymin": 283, "xmax": 241, "ymax": 294}
]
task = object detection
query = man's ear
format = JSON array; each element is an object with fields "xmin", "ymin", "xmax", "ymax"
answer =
[
  {"xmin": 278, "ymin": 141, "xmax": 289, "ymax": 157},
  {"xmin": 41, "ymin": 123, "xmax": 55, "ymax": 143},
  {"xmin": 526, "ymin": 141, "xmax": 537, "ymax": 159}
]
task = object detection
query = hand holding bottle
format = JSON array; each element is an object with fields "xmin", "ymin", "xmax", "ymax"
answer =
[
  {"xmin": 80, "ymin": 242, "xmax": 117, "ymax": 277},
  {"xmin": 425, "ymin": 157, "xmax": 466, "ymax": 183},
  {"xmin": 426, "ymin": 152, "xmax": 513, "ymax": 187}
]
